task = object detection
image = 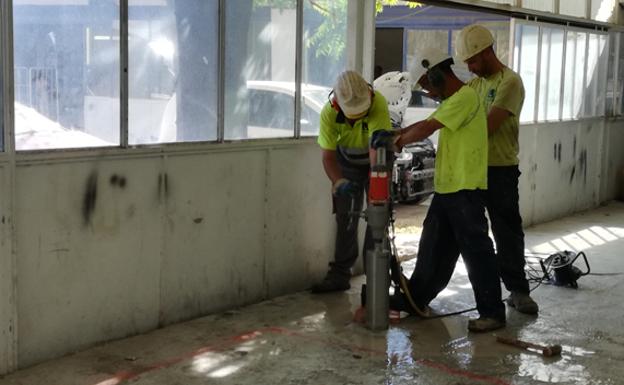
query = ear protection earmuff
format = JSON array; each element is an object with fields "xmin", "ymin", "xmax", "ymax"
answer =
[{"xmin": 328, "ymin": 90, "xmax": 341, "ymax": 112}]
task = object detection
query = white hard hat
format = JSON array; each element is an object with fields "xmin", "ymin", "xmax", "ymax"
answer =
[
  {"xmin": 373, "ymin": 71, "xmax": 412, "ymax": 128},
  {"xmin": 455, "ymin": 24, "xmax": 494, "ymax": 62},
  {"xmin": 409, "ymin": 48, "xmax": 453, "ymax": 88},
  {"xmin": 334, "ymin": 70, "xmax": 371, "ymax": 118}
]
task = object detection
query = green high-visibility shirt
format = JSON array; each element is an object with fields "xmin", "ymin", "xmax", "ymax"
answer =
[
  {"xmin": 467, "ymin": 67, "xmax": 525, "ymax": 166},
  {"xmin": 318, "ymin": 91, "xmax": 392, "ymax": 166},
  {"xmin": 430, "ymin": 85, "xmax": 488, "ymax": 194}
]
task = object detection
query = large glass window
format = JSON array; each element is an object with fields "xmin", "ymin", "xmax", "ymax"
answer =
[
  {"xmin": 129, "ymin": 1, "xmax": 219, "ymax": 144},
  {"xmin": 585, "ymin": 33, "xmax": 600, "ymax": 117},
  {"xmin": 538, "ymin": 27, "xmax": 564, "ymax": 121},
  {"xmin": 562, "ymin": 31, "xmax": 587, "ymax": 120},
  {"xmin": 514, "ymin": 24, "xmax": 539, "ymax": 123},
  {"xmin": 591, "ymin": 0, "xmax": 617, "ymax": 22},
  {"xmin": 301, "ymin": 1, "xmax": 347, "ymax": 137},
  {"xmin": 224, "ymin": 0, "xmax": 297, "ymax": 140},
  {"xmin": 572, "ymin": 32, "xmax": 588, "ymax": 118},
  {"xmin": 595, "ymin": 34, "xmax": 609, "ymax": 116},
  {"xmin": 523, "ymin": 0, "xmax": 555, "ymax": 13},
  {"xmin": 13, "ymin": 1, "xmax": 119, "ymax": 150},
  {"xmin": 560, "ymin": 0, "xmax": 587, "ymax": 18}
]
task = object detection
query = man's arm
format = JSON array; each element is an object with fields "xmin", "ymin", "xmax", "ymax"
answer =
[
  {"xmin": 396, "ymin": 119, "xmax": 443, "ymax": 149},
  {"xmin": 487, "ymin": 106, "xmax": 511, "ymax": 135},
  {"xmin": 322, "ymin": 149, "xmax": 343, "ymax": 184}
]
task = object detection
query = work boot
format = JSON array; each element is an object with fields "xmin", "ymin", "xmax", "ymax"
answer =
[
  {"xmin": 506, "ymin": 292, "xmax": 539, "ymax": 315},
  {"xmin": 467, "ymin": 317, "xmax": 506, "ymax": 333},
  {"xmin": 389, "ymin": 292, "xmax": 431, "ymax": 317},
  {"xmin": 310, "ymin": 276, "xmax": 350, "ymax": 293}
]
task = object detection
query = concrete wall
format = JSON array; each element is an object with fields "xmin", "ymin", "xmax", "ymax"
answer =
[
  {"xmin": 4, "ymin": 141, "xmax": 335, "ymax": 368},
  {"xmin": 518, "ymin": 118, "xmax": 623, "ymax": 226}
]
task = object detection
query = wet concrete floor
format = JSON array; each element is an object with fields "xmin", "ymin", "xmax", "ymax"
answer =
[{"xmin": 2, "ymin": 202, "xmax": 624, "ymax": 384}]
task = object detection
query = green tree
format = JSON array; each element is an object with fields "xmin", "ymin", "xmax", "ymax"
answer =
[{"xmin": 255, "ymin": 0, "xmax": 421, "ymax": 60}]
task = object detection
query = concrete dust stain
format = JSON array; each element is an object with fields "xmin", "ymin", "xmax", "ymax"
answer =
[
  {"xmin": 83, "ymin": 172, "xmax": 98, "ymax": 226},
  {"xmin": 158, "ymin": 173, "xmax": 169, "ymax": 201}
]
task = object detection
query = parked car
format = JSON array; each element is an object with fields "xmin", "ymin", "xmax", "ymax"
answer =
[
  {"xmin": 158, "ymin": 81, "xmax": 331, "ymax": 142},
  {"xmin": 246, "ymin": 80, "xmax": 330, "ymax": 138}
]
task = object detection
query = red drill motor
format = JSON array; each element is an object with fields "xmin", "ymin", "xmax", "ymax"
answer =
[{"xmin": 369, "ymin": 148, "xmax": 390, "ymax": 205}]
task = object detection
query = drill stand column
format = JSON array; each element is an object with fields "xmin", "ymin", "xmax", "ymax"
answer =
[
  {"xmin": 365, "ymin": 204, "xmax": 390, "ymax": 330},
  {"xmin": 365, "ymin": 146, "xmax": 392, "ymax": 331}
]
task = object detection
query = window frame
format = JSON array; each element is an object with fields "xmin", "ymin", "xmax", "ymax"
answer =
[
  {"xmin": 512, "ymin": 18, "xmax": 610, "ymax": 124},
  {"xmin": 5, "ymin": 0, "xmax": 328, "ymax": 154}
]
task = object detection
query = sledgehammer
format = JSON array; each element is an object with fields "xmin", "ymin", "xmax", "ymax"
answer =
[{"xmin": 496, "ymin": 336, "xmax": 562, "ymax": 357}]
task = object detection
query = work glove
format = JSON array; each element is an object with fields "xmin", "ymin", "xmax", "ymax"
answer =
[
  {"xmin": 332, "ymin": 178, "xmax": 359, "ymax": 197},
  {"xmin": 370, "ymin": 130, "xmax": 398, "ymax": 151}
]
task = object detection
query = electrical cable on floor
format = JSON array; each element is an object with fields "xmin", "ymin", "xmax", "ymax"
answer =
[{"xmin": 390, "ymin": 248, "xmax": 605, "ymax": 320}]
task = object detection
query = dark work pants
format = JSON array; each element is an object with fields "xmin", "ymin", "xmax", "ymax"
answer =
[
  {"xmin": 408, "ymin": 191, "xmax": 505, "ymax": 320},
  {"xmin": 328, "ymin": 161, "xmax": 373, "ymax": 282},
  {"xmin": 485, "ymin": 166, "xmax": 530, "ymax": 294}
]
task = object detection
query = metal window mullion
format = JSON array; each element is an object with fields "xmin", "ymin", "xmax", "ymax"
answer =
[
  {"xmin": 294, "ymin": 0, "xmax": 303, "ymax": 139},
  {"xmin": 533, "ymin": 26, "xmax": 543, "ymax": 123},
  {"xmin": 2, "ymin": 1, "xmax": 14, "ymax": 154},
  {"xmin": 558, "ymin": 28, "xmax": 567, "ymax": 120},
  {"xmin": 120, "ymin": 0, "xmax": 128, "ymax": 147},
  {"xmin": 555, "ymin": 0, "xmax": 560, "ymax": 14},
  {"xmin": 613, "ymin": 33, "xmax": 620, "ymax": 116},
  {"xmin": 217, "ymin": 0, "xmax": 225, "ymax": 142},
  {"xmin": 581, "ymin": 32, "xmax": 589, "ymax": 118}
]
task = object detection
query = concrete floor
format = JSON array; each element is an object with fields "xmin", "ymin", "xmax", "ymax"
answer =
[{"xmin": 2, "ymin": 202, "xmax": 624, "ymax": 385}]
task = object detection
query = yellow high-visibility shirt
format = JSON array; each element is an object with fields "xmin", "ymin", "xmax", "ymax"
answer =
[
  {"xmin": 468, "ymin": 67, "xmax": 525, "ymax": 166},
  {"xmin": 318, "ymin": 91, "xmax": 392, "ymax": 165},
  {"xmin": 430, "ymin": 85, "xmax": 488, "ymax": 194}
]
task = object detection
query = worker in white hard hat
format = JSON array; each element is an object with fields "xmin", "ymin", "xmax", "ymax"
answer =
[
  {"xmin": 312, "ymin": 70, "xmax": 393, "ymax": 293},
  {"xmin": 456, "ymin": 24, "xmax": 538, "ymax": 315},
  {"xmin": 371, "ymin": 48, "xmax": 505, "ymax": 332}
]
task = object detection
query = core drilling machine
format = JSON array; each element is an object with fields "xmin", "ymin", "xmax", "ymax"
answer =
[{"xmin": 364, "ymin": 145, "xmax": 392, "ymax": 330}]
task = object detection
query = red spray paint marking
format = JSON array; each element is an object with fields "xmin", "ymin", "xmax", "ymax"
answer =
[{"xmin": 94, "ymin": 327, "xmax": 511, "ymax": 385}]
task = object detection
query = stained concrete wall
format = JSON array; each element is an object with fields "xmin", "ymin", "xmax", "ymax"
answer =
[
  {"xmin": 518, "ymin": 118, "xmax": 624, "ymax": 226},
  {"xmin": 518, "ymin": 118, "xmax": 606, "ymax": 226},
  {"xmin": 9, "ymin": 142, "xmax": 334, "ymax": 367}
]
